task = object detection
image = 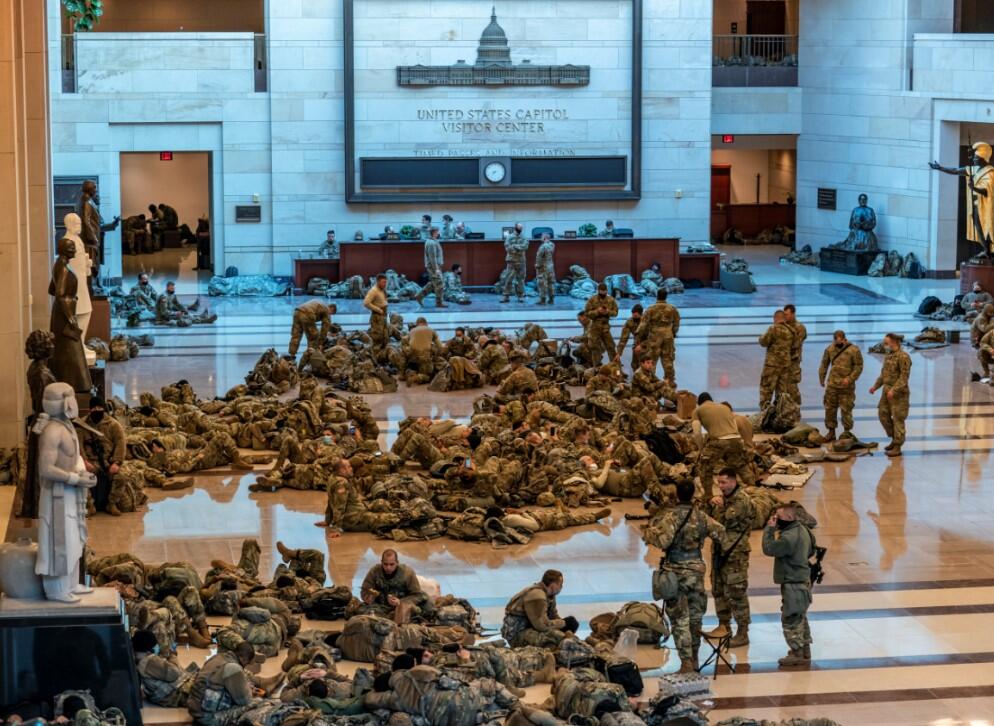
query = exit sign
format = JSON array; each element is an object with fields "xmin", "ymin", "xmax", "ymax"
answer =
[
  {"xmin": 160, "ymin": 151, "xmax": 173, "ymax": 161},
  {"xmin": 722, "ymin": 135, "xmax": 734, "ymax": 144}
]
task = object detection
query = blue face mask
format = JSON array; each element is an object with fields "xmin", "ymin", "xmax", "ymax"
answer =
[
  {"xmin": 322, "ymin": 436, "xmax": 333, "ymax": 445},
  {"xmin": 153, "ymin": 644, "xmax": 161, "ymax": 655}
]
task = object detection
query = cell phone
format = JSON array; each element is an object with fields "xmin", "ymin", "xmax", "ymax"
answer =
[{"xmin": 348, "ymin": 424, "xmax": 356, "ymax": 434}]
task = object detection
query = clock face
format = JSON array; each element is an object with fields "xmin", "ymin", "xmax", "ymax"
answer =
[{"xmin": 484, "ymin": 161, "xmax": 506, "ymax": 183}]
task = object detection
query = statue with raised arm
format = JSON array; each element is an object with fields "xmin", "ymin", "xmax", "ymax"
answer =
[
  {"xmin": 49, "ymin": 237, "xmax": 92, "ymax": 392},
  {"xmin": 833, "ymin": 194, "xmax": 878, "ymax": 251},
  {"xmin": 930, "ymin": 142, "xmax": 994, "ymax": 260},
  {"xmin": 35, "ymin": 381, "xmax": 97, "ymax": 602},
  {"xmin": 77, "ymin": 179, "xmax": 120, "ymax": 277}
]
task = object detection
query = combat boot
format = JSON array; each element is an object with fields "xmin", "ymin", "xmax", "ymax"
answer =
[
  {"xmin": 282, "ymin": 637, "xmax": 303, "ymax": 670},
  {"xmin": 162, "ymin": 477, "xmax": 193, "ymax": 491},
  {"xmin": 884, "ymin": 442, "xmax": 895, "ymax": 451},
  {"xmin": 703, "ymin": 621, "xmax": 730, "ymax": 638},
  {"xmin": 886, "ymin": 445, "xmax": 902, "ymax": 458},
  {"xmin": 276, "ymin": 541, "xmax": 295, "ymax": 562},
  {"xmin": 255, "ymin": 672, "xmax": 285, "ymax": 696},
  {"xmin": 106, "ymin": 503, "xmax": 122, "ymax": 517},
  {"xmin": 802, "ymin": 644, "xmax": 811, "ymax": 659},
  {"xmin": 500, "ymin": 296, "xmax": 510, "ymax": 303},
  {"xmin": 184, "ymin": 626, "xmax": 212, "ymax": 649},
  {"xmin": 231, "ymin": 457, "xmax": 254, "ymax": 471},
  {"xmin": 534, "ymin": 652, "xmax": 558, "ymax": 683},
  {"xmin": 777, "ymin": 649, "xmax": 809, "ymax": 668},
  {"xmin": 676, "ymin": 659, "xmax": 696, "ymax": 674},
  {"xmin": 728, "ymin": 625, "xmax": 750, "ymax": 648},
  {"xmin": 823, "ymin": 429, "xmax": 836, "ymax": 443}
]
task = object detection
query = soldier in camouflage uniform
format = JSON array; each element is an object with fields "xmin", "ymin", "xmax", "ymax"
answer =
[
  {"xmin": 288, "ymin": 299, "xmax": 335, "ymax": 357},
  {"xmin": 583, "ymin": 283, "xmax": 619, "ymax": 365},
  {"xmin": 442, "ymin": 263, "xmax": 471, "ymax": 305},
  {"xmin": 615, "ymin": 304, "xmax": 643, "ymax": 370},
  {"xmin": 187, "ymin": 642, "xmax": 276, "ymax": 726},
  {"xmin": 869, "ymin": 332, "xmax": 912, "ymax": 457},
  {"xmin": 635, "ymin": 289, "xmax": 680, "ymax": 384},
  {"xmin": 631, "ymin": 356, "xmax": 674, "ymax": 402},
  {"xmin": 500, "ymin": 224, "xmax": 529, "ymax": 303},
  {"xmin": 643, "ymin": 480, "xmax": 724, "ymax": 672},
  {"xmin": 359, "ymin": 549, "xmax": 434, "ymax": 621},
  {"xmin": 758, "ymin": 310, "xmax": 795, "ymax": 410},
  {"xmin": 762, "ymin": 502, "xmax": 816, "ymax": 667},
  {"xmin": 77, "ymin": 396, "xmax": 128, "ymax": 514},
  {"xmin": 130, "ymin": 273, "xmax": 159, "ymax": 315},
  {"xmin": 363, "ymin": 274, "xmax": 390, "ymax": 354},
  {"xmin": 783, "ymin": 304, "xmax": 807, "ymax": 405},
  {"xmin": 496, "ymin": 350, "xmax": 539, "ymax": 400},
  {"xmin": 319, "ymin": 459, "xmax": 401, "ymax": 535},
  {"xmin": 818, "ymin": 329, "xmax": 863, "ymax": 440},
  {"xmin": 148, "ymin": 430, "xmax": 265, "ymax": 475},
  {"xmin": 705, "ymin": 469, "xmax": 755, "ymax": 647},
  {"xmin": 534, "ymin": 233, "xmax": 556, "ymax": 305},
  {"xmin": 274, "ymin": 541, "xmax": 325, "ymax": 584},
  {"xmin": 414, "ymin": 227, "xmax": 447, "ymax": 308},
  {"xmin": 693, "ymin": 392, "xmax": 753, "ymax": 489},
  {"xmin": 445, "ymin": 327, "xmax": 476, "ymax": 359},
  {"xmin": 971, "ymin": 303, "xmax": 994, "ymax": 347},
  {"xmin": 501, "ymin": 570, "xmax": 575, "ymax": 648},
  {"xmin": 478, "ymin": 338, "xmax": 510, "ymax": 385},
  {"xmin": 133, "ymin": 629, "xmax": 200, "ymax": 707},
  {"xmin": 979, "ymin": 325, "xmax": 994, "ymax": 377},
  {"xmin": 156, "ymin": 282, "xmax": 217, "ymax": 327}
]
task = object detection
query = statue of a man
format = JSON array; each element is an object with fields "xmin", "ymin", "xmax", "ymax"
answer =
[
  {"xmin": 49, "ymin": 237, "xmax": 92, "ymax": 392},
  {"xmin": 35, "ymin": 381, "xmax": 97, "ymax": 602},
  {"xmin": 930, "ymin": 142, "xmax": 994, "ymax": 259},
  {"xmin": 64, "ymin": 213, "xmax": 95, "ymax": 365},
  {"xmin": 77, "ymin": 179, "xmax": 119, "ymax": 277},
  {"xmin": 18, "ymin": 330, "xmax": 57, "ymax": 520},
  {"xmin": 836, "ymin": 194, "xmax": 878, "ymax": 251}
]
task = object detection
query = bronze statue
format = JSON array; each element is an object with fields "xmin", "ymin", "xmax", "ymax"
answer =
[
  {"xmin": 77, "ymin": 179, "xmax": 119, "ymax": 275},
  {"xmin": 930, "ymin": 142, "xmax": 994, "ymax": 260},
  {"xmin": 832, "ymin": 194, "xmax": 878, "ymax": 251},
  {"xmin": 48, "ymin": 237, "xmax": 92, "ymax": 392},
  {"xmin": 17, "ymin": 330, "xmax": 57, "ymax": 519}
]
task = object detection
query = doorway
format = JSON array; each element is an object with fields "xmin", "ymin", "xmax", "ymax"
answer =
[
  {"xmin": 746, "ymin": 1, "xmax": 786, "ymax": 34},
  {"xmin": 119, "ymin": 151, "xmax": 213, "ymax": 293}
]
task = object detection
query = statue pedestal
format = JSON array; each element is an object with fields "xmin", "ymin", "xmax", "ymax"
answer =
[
  {"xmin": 960, "ymin": 261, "xmax": 994, "ymax": 294},
  {"xmin": 0, "ymin": 588, "xmax": 143, "ymax": 724},
  {"xmin": 819, "ymin": 248, "xmax": 878, "ymax": 276}
]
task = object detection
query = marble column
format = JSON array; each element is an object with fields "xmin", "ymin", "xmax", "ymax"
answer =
[{"xmin": 0, "ymin": 0, "xmax": 53, "ymax": 447}]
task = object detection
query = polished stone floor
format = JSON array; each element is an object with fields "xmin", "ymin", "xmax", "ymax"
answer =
[{"xmin": 14, "ymin": 245, "xmax": 994, "ymax": 725}]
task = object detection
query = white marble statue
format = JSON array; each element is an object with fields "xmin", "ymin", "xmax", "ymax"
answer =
[
  {"xmin": 64, "ymin": 213, "xmax": 96, "ymax": 365},
  {"xmin": 34, "ymin": 381, "xmax": 96, "ymax": 603}
]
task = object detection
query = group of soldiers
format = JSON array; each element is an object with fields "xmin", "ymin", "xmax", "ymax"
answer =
[
  {"xmin": 758, "ymin": 304, "xmax": 912, "ymax": 456},
  {"xmin": 121, "ymin": 273, "xmax": 218, "ymax": 327}
]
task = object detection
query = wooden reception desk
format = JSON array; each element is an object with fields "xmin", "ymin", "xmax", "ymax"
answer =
[{"xmin": 339, "ymin": 237, "xmax": 684, "ymax": 286}]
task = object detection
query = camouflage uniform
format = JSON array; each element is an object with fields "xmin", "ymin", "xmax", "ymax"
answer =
[
  {"xmin": 445, "ymin": 334, "xmax": 476, "ymax": 359},
  {"xmin": 136, "ymin": 652, "xmax": 199, "ymax": 707},
  {"xmin": 583, "ymin": 293, "xmax": 619, "ymax": 364},
  {"xmin": 758, "ymin": 322, "xmax": 796, "ymax": 409},
  {"xmin": 502, "ymin": 583, "xmax": 567, "ymax": 648},
  {"xmin": 708, "ymin": 486, "xmax": 754, "ymax": 631},
  {"xmin": 187, "ymin": 651, "xmax": 259, "ymax": 726},
  {"xmin": 478, "ymin": 344, "xmax": 509, "ymax": 385},
  {"xmin": 277, "ymin": 547, "xmax": 325, "ymax": 584},
  {"xmin": 693, "ymin": 400, "xmax": 754, "ymax": 489},
  {"xmin": 325, "ymin": 475, "xmax": 400, "ymax": 533},
  {"xmin": 616, "ymin": 316, "xmax": 642, "ymax": 368},
  {"xmin": 762, "ymin": 520, "xmax": 816, "ymax": 654},
  {"xmin": 819, "ymin": 341, "xmax": 863, "ymax": 435},
  {"xmin": 359, "ymin": 563, "xmax": 433, "ymax": 619},
  {"xmin": 497, "ymin": 366, "xmax": 539, "ymax": 400},
  {"xmin": 442, "ymin": 270, "xmax": 471, "ymax": 305},
  {"xmin": 130, "ymin": 282, "xmax": 159, "ymax": 312},
  {"xmin": 635, "ymin": 301, "xmax": 680, "ymax": 383},
  {"xmin": 980, "ymin": 328, "xmax": 994, "ymax": 376},
  {"xmin": 288, "ymin": 300, "xmax": 332, "ymax": 357},
  {"xmin": 971, "ymin": 307, "xmax": 994, "ymax": 347},
  {"xmin": 874, "ymin": 347, "xmax": 912, "ymax": 446},
  {"xmin": 632, "ymin": 366, "xmax": 673, "ymax": 401},
  {"xmin": 502, "ymin": 234, "xmax": 529, "ymax": 300},
  {"xmin": 416, "ymin": 238, "xmax": 445, "ymax": 306},
  {"xmin": 156, "ymin": 293, "xmax": 214, "ymax": 326},
  {"xmin": 785, "ymin": 320, "xmax": 807, "ymax": 405},
  {"xmin": 643, "ymin": 504, "xmax": 724, "ymax": 664},
  {"xmin": 534, "ymin": 239, "xmax": 556, "ymax": 304},
  {"xmin": 363, "ymin": 286, "xmax": 390, "ymax": 353}
]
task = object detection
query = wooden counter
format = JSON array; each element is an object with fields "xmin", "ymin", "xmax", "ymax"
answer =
[
  {"xmin": 294, "ymin": 258, "xmax": 340, "ymax": 289},
  {"xmin": 338, "ymin": 237, "xmax": 681, "ymax": 286}
]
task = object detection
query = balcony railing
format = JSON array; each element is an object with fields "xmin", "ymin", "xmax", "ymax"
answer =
[
  {"xmin": 713, "ymin": 34, "xmax": 798, "ymax": 87},
  {"xmin": 61, "ymin": 34, "xmax": 77, "ymax": 93}
]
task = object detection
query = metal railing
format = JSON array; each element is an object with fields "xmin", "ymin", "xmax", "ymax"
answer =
[
  {"xmin": 713, "ymin": 34, "xmax": 798, "ymax": 66},
  {"xmin": 254, "ymin": 33, "xmax": 267, "ymax": 92},
  {"xmin": 61, "ymin": 34, "xmax": 77, "ymax": 93}
]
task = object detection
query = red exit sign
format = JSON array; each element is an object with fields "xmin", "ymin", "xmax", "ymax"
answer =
[
  {"xmin": 160, "ymin": 151, "xmax": 173, "ymax": 161},
  {"xmin": 721, "ymin": 135, "xmax": 734, "ymax": 144}
]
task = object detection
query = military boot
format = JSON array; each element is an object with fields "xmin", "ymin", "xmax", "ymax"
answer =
[
  {"xmin": 802, "ymin": 644, "xmax": 811, "ymax": 659},
  {"xmin": 162, "ymin": 477, "xmax": 194, "ymax": 491},
  {"xmin": 823, "ymin": 429, "xmax": 836, "ymax": 443},
  {"xmin": 184, "ymin": 626, "xmax": 212, "ymax": 649},
  {"xmin": 231, "ymin": 455, "xmax": 254, "ymax": 471},
  {"xmin": 777, "ymin": 649, "xmax": 809, "ymax": 668},
  {"xmin": 676, "ymin": 658, "xmax": 696, "ymax": 674},
  {"xmin": 276, "ymin": 541, "xmax": 295, "ymax": 562},
  {"xmin": 282, "ymin": 637, "xmax": 303, "ymax": 670},
  {"xmin": 533, "ymin": 652, "xmax": 558, "ymax": 684},
  {"xmin": 728, "ymin": 624, "xmax": 750, "ymax": 648},
  {"xmin": 255, "ymin": 671, "xmax": 285, "ymax": 696},
  {"xmin": 703, "ymin": 621, "xmax": 730, "ymax": 638},
  {"xmin": 106, "ymin": 503, "xmax": 122, "ymax": 517},
  {"xmin": 885, "ymin": 444, "xmax": 902, "ymax": 458},
  {"xmin": 884, "ymin": 442, "xmax": 895, "ymax": 451},
  {"xmin": 500, "ymin": 295, "xmax": 510, "ymax": 303}
]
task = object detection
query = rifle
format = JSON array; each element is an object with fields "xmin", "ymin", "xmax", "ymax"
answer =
[{"xmin": 967, "ymin": 132, "xmax": 990, "ymax": 258}]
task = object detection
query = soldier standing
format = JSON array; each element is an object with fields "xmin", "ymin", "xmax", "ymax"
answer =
[
  {"xmin": 615, "ymin": 303, "xmax": 643, "ymax": 370},
  {"xmin": 762, "ymin": 502, "xmax": 816, "ymax": 668},
  {"xmin": 534, "ymin": 233, "xmax": 556, "ymax": 305},
  {"xmin": 644, "ymin": 480, "xmax": 724, "ymax": 673},
  {"xmin": 501, "ymin": 570, "xmax": 577, "ymax": 648},
  {"xmin": 692, "ymin": 392, "xmax": 753, "ymax": 489},
  {"xmin": 869, "ymin": 332, "xmax": 912, "ymax": 457},
  {"xmin": 583, "ymin": 283, "xmax": 619, "ymax": 365},
  {"xmin": 363, "ymin": 274, "xmax": 390, "ymax": 353},
  {"xmin": 758, "ymin": 310, "xmax": 795, "ymax": 409},
  {"xmin": 635, "ymin": 289, "xmax": 680, "ymax": 384},
  {"xmin": 819, "ymin": 329, "xmax": 863, "ymax": 441},
  {"xmin": 501, "ymin": 223, "xmax": 529, "ymax": 303},
  {"xmin": 705, "ymin": 469, "xmax": 754, "ymax": 648},
  {"xmin": 288, "ymin": 299, "xmax": 334, "ymax": 357},
  {"xmin": 415, "ymin": 227, "xmax": 446, "ymax": 308},
  {"xmin": 783, "ymin": 304, "xmax": 807, "ymax": 405}
]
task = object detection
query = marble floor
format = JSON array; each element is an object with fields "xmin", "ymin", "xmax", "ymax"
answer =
[{"xmin": 12, "ymin": 245, "xmax": 994, "ymax": 725}]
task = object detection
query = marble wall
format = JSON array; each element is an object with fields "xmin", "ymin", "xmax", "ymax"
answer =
[{"xmin": 49, "ymin": 0, "xmax": 714, "ymax": 277}]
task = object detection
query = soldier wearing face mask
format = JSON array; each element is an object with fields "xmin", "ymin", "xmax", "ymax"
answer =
[
  {"xmin": 78, "ymin": 396, "xmax": 127, "ymax": 514},
  {"xmin": 818, "ymin": 329, "xmax": 863, "ymax": 441},
  {"xmin": 763, "ymin": 503, "xmax": 817, "ymax": 668}
]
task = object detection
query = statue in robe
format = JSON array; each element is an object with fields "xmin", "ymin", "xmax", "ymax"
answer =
[
  {"xmin": 931, "ymin": 141, "xmax": 994, "ymax": 260},
  {"xmin": 34, "ymin": 381, "xmax": 97, "ymax": 602},
  {"xmin": 16, "ymin": 331, "xmax": 57, "ymax": 520},
  {"xmin": 834, "ymin": 193, "xmax": 878, "ymax": 251},
  {"xmin": 49, "ymin": 237, "xmax": 92, "ymax": 392}
]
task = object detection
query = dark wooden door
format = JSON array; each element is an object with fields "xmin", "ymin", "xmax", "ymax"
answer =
[
  {"xmin": 711, "ymin": 165, "xmax": 731, "ymax": 240},
  {"xmin": 747, "ymin": 1, "xmax": 786, "ymax": 34},
  {"xmin": 956, "ymin": 0, "xmax": 994, "ymax": 33}
]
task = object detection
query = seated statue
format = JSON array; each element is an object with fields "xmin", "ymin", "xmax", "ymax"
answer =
[{"xmin": 834, "ymin": 194, "xmax": 878, "ymax": 251}]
